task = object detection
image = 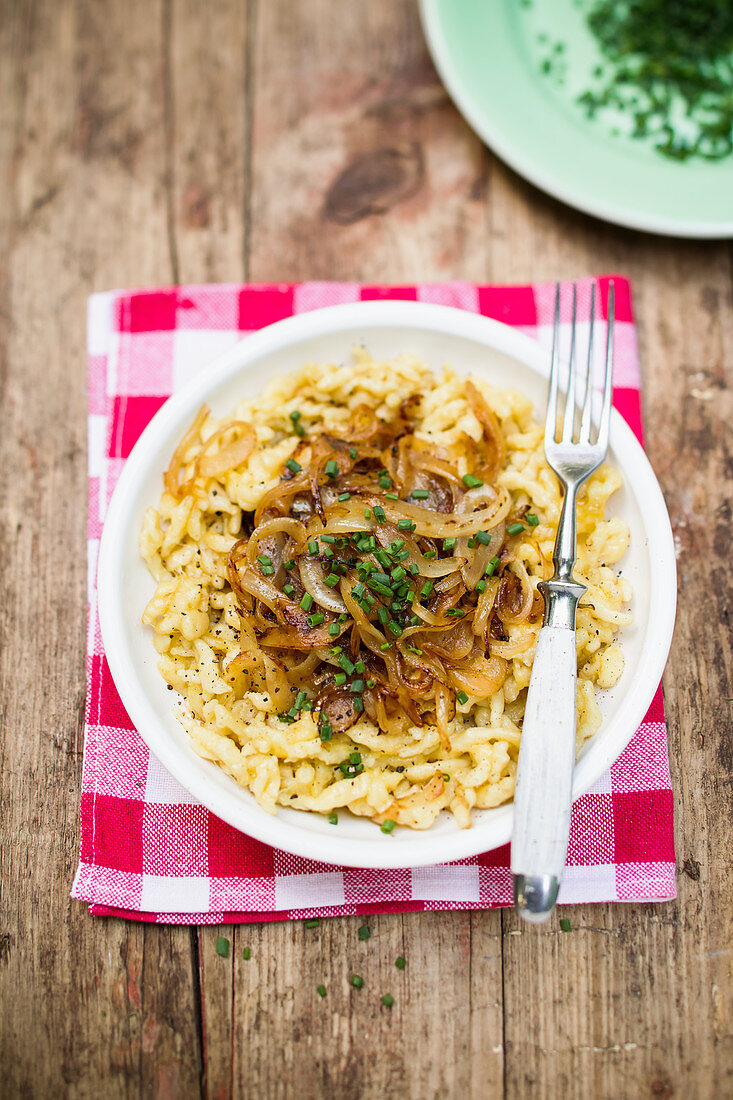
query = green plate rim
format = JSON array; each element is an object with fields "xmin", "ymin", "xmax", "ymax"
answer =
[{"xmin": 420, "ymin": 0, "xmax": 733, "ymax": 240}]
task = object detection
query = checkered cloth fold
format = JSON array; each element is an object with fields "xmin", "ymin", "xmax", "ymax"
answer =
[{"xmin": 72, "ymin": 278, "xmax": 676, "ymax": 923}]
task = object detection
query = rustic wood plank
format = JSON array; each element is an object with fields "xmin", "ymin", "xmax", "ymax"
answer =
[
  {"xmin": 0, "ymin": 0, "xmax": 202, "ymax": 1095},
  {"xmin": 249, "ymin": 0, "xmax": 488, "ymax": 285},
  {"xmin": 169, "ymin": 0, "xmax": 249, "ymax": 283},
  {"xmin": 488, "ymin": 176, "xmax": 733, "ymax": 1098},
  {"xmin": 230, "ymin": 911, "xmax": 504, "ymax": 1100},
  {"xmin": 165, "ymin": 3, "xmax": 253, "ymax": 1094},
  {"xmin": 237, "ymin": 3, "xmax": 504, "ymax": 1098}
]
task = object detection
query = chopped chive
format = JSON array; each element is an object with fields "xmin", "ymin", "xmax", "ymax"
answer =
[
  {"xmin": 328, "ymin": 811, "xmax": 338, "ymax": 825},
  {"xmin": 526, "ymin": 513, "xmax": 540, "ymax": 526},
  {"xmin": 355, "ymin": 660, "xmax": 365, "ymax": 673},
  {"xmin": 349, "ymin": 447, "xmax": 358, "ymax": 460},
  {"xmin": 377, "ymin": 608, "xmax": 389, "ymax": 625},
  {"xmin": 285, "ymin": 457, "xmax": 302, "ymax": 474},
  {"xmin": 353, "ymin": 695, "xmax": 364, "ymax": 712},
  {"xmin": 295, "ymin": 690, "xmax": 306, "ymax": 710},
  {"xmin": 420, "ymin": 581, "xmax": 434, "ymax": 598},
  {"xmin": 308, "ymin": 540, "xmax": 319, "ymax": 555},
  {"xmin": 467, "ymin": 537, "xmax": 477, "ymax": 549},
  {"xmin": 317, "ymin": 984, "xmax": 327, "ymax": 997},
  {"xmin": 485, "ymin": 556, "xmax": 500, "ymax": 577},
  {"xmin": 387, "ymin": 621, "xmax": 402, "ymax": 637},
  {"xmin": 380, "ymin": 642, "xmax": 392, "ymax": 651},
  {"xmin": 423, "ymin": 550, "xmax": 437, "ymax": 559},
  {"xmin": 278, "ymin": 713, "xmax": 295, "ymax": 724},
  {"xmin": 372, "ymin": 505, "xmax": 386, "ymax": 523},
  {"xmin": 409, "ymin": 563, "xmax": 419, "ymax": 575},
  {"xmin": 358, "ymin": 924, "xmax": 371, "ymax": 941},
  {"xmin": 476, "ymin": 530, "xmax": 492, "ymax": 546},
  {"xmin": 257, "ymin": 554, "xmax": 273, "ymax": 567},
  {"xmin": 215, "ymin": 935, "xmax": 229, "ymax": 958},
  {"xmin": 300, "ymin": 592, "xmax": 314, "ymax": 611},
  {"xmin": 385, "ymin": 492, "xmax": 400, "ymax": 501},
  {"xmin": 443, "ymin": 538, "xmax": 456, "ymax": 551},
  {"xmin": 350, "ymin": 679, "xmax": 365, "ymax": 693},
  {"xmin": 366, "ymin": 679, "xmax": 375, "ymax": 688},
  {"xmin": 243, "ymin": 947, "xmax": 251, "ymax": 960},
  {"xmin": 397, "ymin": 519, "xmax": 415, "ymax": 532},
  {"xmin": 328, "ymin": 622, "xmax": 341, "ymax": 637},
  {"xmin": 349, "ymin": 752, "xmax": 362, "ymax": 765},
  {"xmin": 307, "ymin": 612, "xmax": 325, "ymax": 627},
  {"xmin": 338, "ymin": 492, "xmax": 351, "ymax": 502},
  {"xmin": 350, "ymin": 975, "xmax": 364, "ymax": 988},
  {"xmin": 290, "ymin": 410, "xmax": 301, "ymax": 423},
  {"xmin": 374, "ymin": 548, "xmax": 391, "ymax": 568},
  {"xmin": 324, "ymin": 459, "xmax": 339, "ymax": 478},
  {"xmin": 381, "ymin": 819, "xmax": 396, "ymax": 834},
  {"xmin": 475, "ymin": 579, "xmax": 487, "ymax": 593},
  {"xmin": 411, "ymin": 489, "xmax": 429, "ymax": 499},
  {"xmin": 457, "ymin": 690, "xmax": 469, "ymax": 705},
  {"xmin": 364, "ymin": 508, "xmax": 372, "ymax": 520},
  {"xmin": 462, "ymin": 473, "xmax": 483, "ymax": 489},
  {"xmin": 323, "ymin": 546, "xmax": 334, "ymax": 559},
  {"xmin": 319, "ymin": 725, "xmax": 333, "ymax": 742},
  {"xmin": 378, "ymin": 475, "xmax": 391, "ymax": 489},
  {"xmin": 305, "ymin": 919, "xmax": 319, "ymax": 929},
  {"xmin": 369, "ymin": 580, "xmax": 393, "ymax": 598},
  {"xmin": 390, "ymin": 539, "xmax": 405, "ymax": 552},
  {"xmin": 283, "ymin": 583, "xmax": 295, "ymax": 597},
  {"xmin": 560, "ymin": 918, "xmax": 572, "ymax": 932},
  {"xmin": 335, "ymin": 672, "xmax": 347, "ymax": 686},
  {"xmin": 284, "ymin": 559, "xmax": 295, "ymax": 570},
  {"xmin": 391, "ymin": 566, "xmax": 406, "ymax": 582},
  {"xmin": 261, "ymin": 565, "xmax": 275, "ymax": 575},
  {"xmin": 442, "ymin": 773, "xmax": 450, "ymax": 781},
  {"xmin": 508, "ymin": 522, "xmax": 525, "ymax": 536},
  {"xmin": 381, "ymin": 993, "xmax": 394, "ymax": 1008},
  {"xmin": 321, "ymin": 535, "xmax": 336, "ymax": 544},
  {"xmin": 445, "ymin": 608, "xmax": 465, "ymax": 617},
  {"xmin": 395, "ymin": 956, "xmax": 406, "ymax": 970},
  {"xmin": 395, "ymin": 549, "xmax": 410, "ymax": 562},
  {"xmin": 339, "ymin": 655, "xmax": 355, "ymax": 675}
]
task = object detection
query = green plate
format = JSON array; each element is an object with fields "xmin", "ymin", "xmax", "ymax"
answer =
[{"xmin": 420, "ymin": 0, "xmax": 733, "ymax": 238}]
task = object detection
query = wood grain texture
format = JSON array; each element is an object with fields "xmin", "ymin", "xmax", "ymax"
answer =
[{"xmin": 0, "ymin": 0, "xmax": 731, "ymax": 1097}]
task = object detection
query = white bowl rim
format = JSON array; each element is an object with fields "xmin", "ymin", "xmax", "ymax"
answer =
[{"xmin": 97, "ymin": 299, "xmax": 677, "ymax": 869}]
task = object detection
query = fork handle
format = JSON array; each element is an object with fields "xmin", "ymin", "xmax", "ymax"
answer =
[{"xmin": 511, "ymin": 579, "xmax": 586, "ymax": 923}]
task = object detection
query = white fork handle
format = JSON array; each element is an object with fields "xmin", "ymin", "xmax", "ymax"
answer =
[{"xmin": 511, "ymin": 624, "xmax": 578, "ymax": 922}]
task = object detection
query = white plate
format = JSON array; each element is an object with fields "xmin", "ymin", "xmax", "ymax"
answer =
[{"xmin": 98, "ymin": 301, "xmax": 676, "ymax": 869}]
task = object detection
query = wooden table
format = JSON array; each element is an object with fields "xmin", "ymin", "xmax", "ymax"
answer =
[{"xmin": 2, "ymin": 2, "xmax": 731, "ymax": 1096}]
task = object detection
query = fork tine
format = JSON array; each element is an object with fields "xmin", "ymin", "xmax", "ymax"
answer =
[
  {"xmin": 596, "ymin": 280, "xmax": 615, "ymax": 453},
  {"xmin": 561, "ymin": 282, "xmax": 578, "ymax": 442},
  {"xmin": 579, "ymin": 282, "xmax": 596, "ymax": 444},
  {"xmin": 545, "ymin": 282, "xmax": 561, "ymax": 448}
]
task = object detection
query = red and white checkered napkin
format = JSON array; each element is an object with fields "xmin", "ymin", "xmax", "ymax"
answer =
[{"xmin": 72, "ymin": 278, "xmax": 676, "ymax": 923}]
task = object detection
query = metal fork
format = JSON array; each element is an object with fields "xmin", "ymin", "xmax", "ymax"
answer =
[{"xmin": 511, "ymin": 280, "xmax": 615, "ymax": 924}]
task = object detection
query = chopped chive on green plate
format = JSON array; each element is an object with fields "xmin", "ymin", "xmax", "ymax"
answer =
[{"xmin": 420, "ymin": 0, "xmax": 733, "ymax": 238}]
